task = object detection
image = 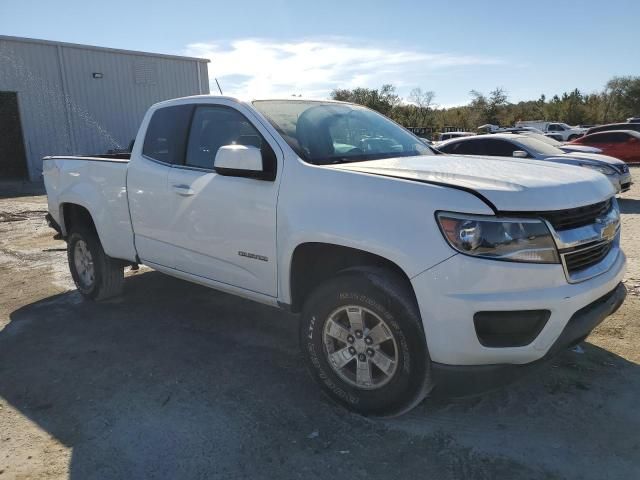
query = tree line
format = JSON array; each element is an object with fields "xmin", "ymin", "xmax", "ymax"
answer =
[{"xmin": 330, "ymin": 76, "xmax": 640, "ymax": 135}]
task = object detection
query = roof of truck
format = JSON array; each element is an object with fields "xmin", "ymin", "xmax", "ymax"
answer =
[{"xmin": 151, "ymin": 95, "xmax": 358, "ymax": 110}]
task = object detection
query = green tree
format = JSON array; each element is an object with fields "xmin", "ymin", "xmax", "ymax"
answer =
[
  {"xmin": 487, "ymin": 87, "xmax": 509, "ymax": 125},
  {"xmin": 329, "ymin": 75, "xmax": 639, "ymax": 134},
  {"xmin": 604, "ymin": 76, "xmax": 640, "ymax": 121},
  {"xmin": 407, "ymin": 88, "xmax": 436, "ymax": 127},
  {"xmin": 330, "ymin": 84, "xmax": 400, "ymax": 116}
]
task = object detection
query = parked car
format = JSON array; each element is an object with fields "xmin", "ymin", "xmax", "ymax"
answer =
[
  {"xmin": 438, "ymin": 131, "xmax": 475, "ymax": 141},
  {"xmin": 43, "ymin": 96, "xmax": 626, "ymax": 416},
  {"xmin": 515, "ymin": 121, "xmax": 586, "ymax": 141},
  {"xmin": 484, "ymin": 130, "xmax": 602, "ymax": 153},
  {"xmin": 627, "ymin": 117, "xmax": 640, "ymax": 123},
  {"xmin": 586, "ymin": 122, "xmax": 640, "ymax": 136},
  {"xmin": 569, "ymin": 130, "xmax": 640, "ymax": 164},
  {"xmin": 519, "ymin": 132, "xmax": 603, "ymax": 154},
  {"xmin": 438, "ymin": 133, "xmax": 632, "ymax": 193}
]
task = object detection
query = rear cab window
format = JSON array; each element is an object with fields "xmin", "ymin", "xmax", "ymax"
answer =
[{"xmin": 142, "ymin": 105, "xmax": 194, "ymax": 164}]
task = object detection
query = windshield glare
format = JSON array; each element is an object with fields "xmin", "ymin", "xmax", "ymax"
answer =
[{"xmin": 252, "ymin": 100, "xmax": 432, "ymax": 164}]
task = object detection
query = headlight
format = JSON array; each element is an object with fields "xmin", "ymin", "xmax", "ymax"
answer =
[
  {"xmin": 579, "ymin": 163, "xmax": 616, "ymax": 176},
  {"xmin": 436, "ymin": 212, "xmax": 559, "ymax": 263}
]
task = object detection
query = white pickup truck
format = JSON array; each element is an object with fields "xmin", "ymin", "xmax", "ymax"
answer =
[
  {"xmin": 43, "ymin": 96, "xmax": 626, "ymax": 416},
  {"xmin": 515, "ymin": 121, "xmax": 587, "ymax": 142}
]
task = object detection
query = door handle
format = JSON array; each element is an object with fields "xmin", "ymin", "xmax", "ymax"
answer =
[{"xmin": 172, "ymin": 184, "xmax": 195, "ymax": 196}]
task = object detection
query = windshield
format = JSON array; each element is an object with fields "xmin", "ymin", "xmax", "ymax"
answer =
[
  {"xmin": 516, "ymin": 136, "xmax": 565, "ymax": 156},
  {"xmin": 252, "ymin": 100, "xmax": 432, "ymax": 164}
]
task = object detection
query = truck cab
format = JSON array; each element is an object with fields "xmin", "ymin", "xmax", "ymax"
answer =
[{"xmin": 43, "ymin": 96, "xmax": 626, "ymax": 416}]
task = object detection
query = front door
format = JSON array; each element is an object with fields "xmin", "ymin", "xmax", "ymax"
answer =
[{"xmin": 165, "ymin": 102, "xmax": 281, "ymax": 297}]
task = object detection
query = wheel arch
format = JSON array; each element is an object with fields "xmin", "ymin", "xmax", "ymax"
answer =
[
  {"xmin": 59, "ymin": 202, "xmax": 98, "ymax": 237},
  {"xmin": 287, "ymin": 242, "xmax": 418, "ymax": 313}
]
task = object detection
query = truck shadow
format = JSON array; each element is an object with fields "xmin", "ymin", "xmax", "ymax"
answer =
[{"xmin": 1, "ymin": 271, "xmax": 639, "ymax": 479}]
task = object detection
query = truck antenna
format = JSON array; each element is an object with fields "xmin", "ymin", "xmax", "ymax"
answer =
[{"xmin": 215, "ymin": 78, "xmax": 223, "ymax": 95}]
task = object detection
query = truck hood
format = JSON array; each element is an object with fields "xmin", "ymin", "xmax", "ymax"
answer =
[{"xmin": 328, "ymin": 155, "xmax": 614, "ymax": 212}]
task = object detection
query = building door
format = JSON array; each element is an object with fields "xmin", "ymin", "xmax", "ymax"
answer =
[{"xmin": 0, "ymin": 92, "xmax": 28, "ymax": 179}]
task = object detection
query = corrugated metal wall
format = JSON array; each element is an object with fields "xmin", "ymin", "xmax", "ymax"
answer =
[{"xmin": 0, "ymin": 36, "xmax": 210, "ymax": 180}]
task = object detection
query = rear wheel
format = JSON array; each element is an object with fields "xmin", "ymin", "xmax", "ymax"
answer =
[
  {"xmin": 67, "ymin": 228, "xmax": 124, "ymax": 300},
  {"xmin": 300, "ymin": 268, "xmax": 432, "ymax": 416},
  {"xmin": 568, "ymin": 134, "xmax": 580, "ymax": 141}
]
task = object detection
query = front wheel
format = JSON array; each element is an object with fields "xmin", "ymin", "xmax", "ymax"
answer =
[
  {"xmin": 67, "ymin": 228, "xmax": 124, "ymax": 301},
  {"xmin": 300, "ymin": 268, "xmax": 432, "ymax": 416}
]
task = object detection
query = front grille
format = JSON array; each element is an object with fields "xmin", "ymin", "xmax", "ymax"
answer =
[
  {"xmin": 538, "ymin": 199, "xmax": 612, "ymax": 231},
  {"xmin": 563, "ymin": 241, "xmax": 613, "ymax": 274}
]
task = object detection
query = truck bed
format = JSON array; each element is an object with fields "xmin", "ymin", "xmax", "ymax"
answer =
[{"xmin": 42, "ymin": 155, "xmax": 137, "ymax": 262}]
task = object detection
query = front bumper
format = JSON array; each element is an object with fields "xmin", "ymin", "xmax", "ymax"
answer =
[
  {"xmin": 430, "ymin": 282, "xmax": 626, "ymax": 397},
  {"xmin": 411, "ymin": 247, "xmax": 626, "ymax": 366}
]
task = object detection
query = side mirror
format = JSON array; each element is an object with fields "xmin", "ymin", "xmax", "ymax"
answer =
[
  {"xmin": 214, "ymin": 144, "xmax": 269, "ymax": 180},
  {"xmin": 512, "ymin": 150, "xmax": 528, "ymax": 158}
]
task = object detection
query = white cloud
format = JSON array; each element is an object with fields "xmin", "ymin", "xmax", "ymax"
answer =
[{"xmin": 184, "ymin": 38, "xmax": 503, "ymax": 99}]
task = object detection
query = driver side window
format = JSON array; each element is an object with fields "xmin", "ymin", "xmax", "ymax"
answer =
[{"xmin": 185, "ymin": 105, "xmax": 275, "ymax": 171}]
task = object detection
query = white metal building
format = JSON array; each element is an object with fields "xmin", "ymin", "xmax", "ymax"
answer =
[{"xmin": 0, "ymin": 35, "xmax": 210, "ymax": 180}]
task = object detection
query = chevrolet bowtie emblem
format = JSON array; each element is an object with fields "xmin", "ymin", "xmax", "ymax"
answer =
[{"xmin": 601, "ymin": 221, "xmax": 617, "ymax": 241}]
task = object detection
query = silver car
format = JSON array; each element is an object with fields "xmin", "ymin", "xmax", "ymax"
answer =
[{"xmin": 438, "ymin": 133, "xmax": 632, "ymax": 194}]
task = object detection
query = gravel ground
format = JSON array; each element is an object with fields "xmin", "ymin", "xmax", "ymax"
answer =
[{"xmin": 0, "ymin": 179, "xmax": 639, "ymax": 480}]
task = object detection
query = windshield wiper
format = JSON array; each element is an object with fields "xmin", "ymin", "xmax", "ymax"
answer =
[{"xmin": 317, "ymin": 151, "xmax": 423, "ymax": 165}]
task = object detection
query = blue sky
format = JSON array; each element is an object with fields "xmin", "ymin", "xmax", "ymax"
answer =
[{"xmin": 2, "ymin": 0, "xmax": 639, "ymax": 106}]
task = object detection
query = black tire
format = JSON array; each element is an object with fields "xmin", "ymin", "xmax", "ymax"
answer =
[
  {"xmin": 67, "ymin": 227, "xmax": 124, "ymax": 301},
  {"xmin": 300, "ymin": 267, "xmax": 432, "ymax": 416}
]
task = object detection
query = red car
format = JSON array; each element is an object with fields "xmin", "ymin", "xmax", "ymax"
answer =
[{"xmin": 569, "ymin": 130, "xmax": 640, "ymax": 163}]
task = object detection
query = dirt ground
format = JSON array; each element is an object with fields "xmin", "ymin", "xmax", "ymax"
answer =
[{"xmin": 0, "ymin": 179, "xmax": 639, "ymax": 480}]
